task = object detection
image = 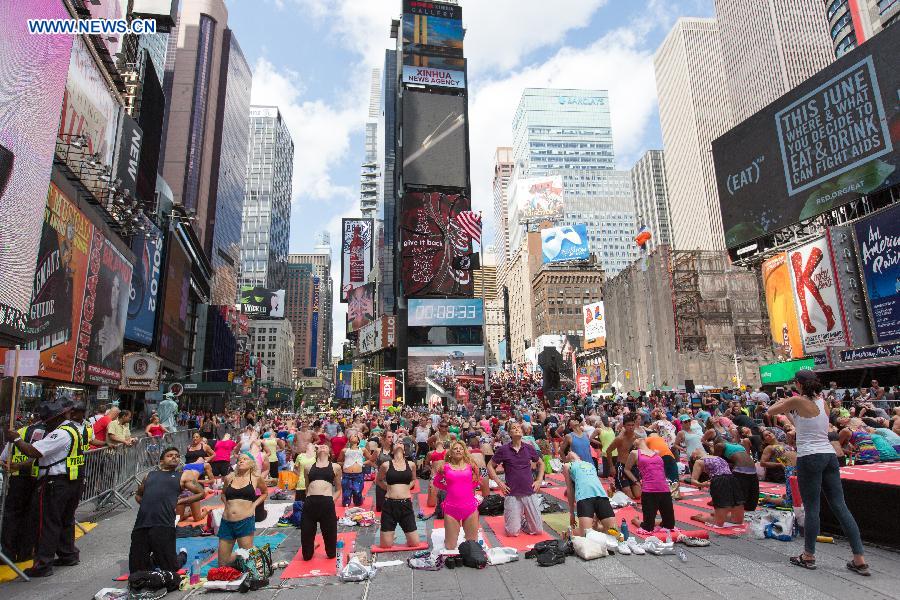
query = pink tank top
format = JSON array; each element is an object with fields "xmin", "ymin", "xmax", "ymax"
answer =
[{"xmin": 637, "ymin": 451, "xmax": 669, "ymax": 493}]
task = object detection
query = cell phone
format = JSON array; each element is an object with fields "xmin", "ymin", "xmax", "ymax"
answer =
[{"xmin": 775, "ymin": 387, "xmax": 785, "ymax": 399}]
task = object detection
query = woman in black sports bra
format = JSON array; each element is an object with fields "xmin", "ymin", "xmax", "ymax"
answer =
[
  {"xmin": 376, "ymin": 441, "xmax": 420, "ymax": 549},
  {"xmin": 218, "ymin": 453, "xmax": 268, "ymax": 567},
  {"xmin": 300, "ymin": 444, "xmax": 343, "ymax": 561}
]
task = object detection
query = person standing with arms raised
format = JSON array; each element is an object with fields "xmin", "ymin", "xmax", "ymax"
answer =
[
  {"xmin": 768, "ymin": 370, "xmax": 869, "ymax": 575},
  {"xmin": 487, "ymin": 422, "xmax": 545, "ymax": 537}
]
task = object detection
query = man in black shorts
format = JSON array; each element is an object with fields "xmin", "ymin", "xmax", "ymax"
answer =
[{"xmin": 607, "ymin": 413, "xmax": 642, "ymax": 499}]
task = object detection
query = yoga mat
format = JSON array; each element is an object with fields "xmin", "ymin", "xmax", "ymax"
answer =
[
  {"xmin": 670, "ymin": 504, "xmax": 746, "ymax": 536},
  {"xmin": 177, "ymin": 503, "xmax": 223, "ymax": 527},
  {"xmin": 543, "ymin": 487, "xmax": 569, "ymax": 503},
  {"xmin": 482, "ymin": 516, "xmax": 553, "ymax": 550},
  {"xmin": 678, "ymin": 496, "xmax": 715, "ymax": 510},
  {"xmin": 839, "ymin": 462, "xmax": 900, "ymax": 485},
  {"xmin": 255, "ymin": 502, "xmax": 293, "ymax": 529},
  {"xmin": 336, "ymin": 494, "xmax": 373, "ymax": 517},
  {"xmin": 281, "ymin": 532, "xmax": 356, "ymax": 579},
  {"xmin": 371, "ymin": 542, "xmax": 429, "ymax": 553}
]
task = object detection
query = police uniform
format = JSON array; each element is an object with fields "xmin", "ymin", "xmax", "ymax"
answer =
[
  {"xmin": 0, "ymin": 424, "xmax": 45, "ymax": 562},
  {"xmin": 29, "ymin": 419, "xmax": 85, "ymax": 573}
]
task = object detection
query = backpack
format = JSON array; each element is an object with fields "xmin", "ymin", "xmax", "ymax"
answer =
[
  {"xmin": 525, "ymin": 540, "xmax": 572, "ymax": 567},
  {"xmin": 289, "ymin": 500, "xmax": 304, "ymax": 527},
  {"xmin": 234, "ymin": 544, "xmax": 273, "ymax": 592},
  {"xmin": 478, "ymin": 494, "xmax": 504, "ymax": 516},
  {"xmin": 458, "ymin": 541, "xmax": 488, "ymax": 569}
]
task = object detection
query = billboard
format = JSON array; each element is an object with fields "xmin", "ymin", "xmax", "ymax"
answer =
[
  {"xmin": 515, "ymin": 176, "xmax": 565, "ymax": 224},
  {"xmin": 125, "ymin": 218, "xmax": 163, "ymax": 345},
  {"xmin": 24, "ymin": 184, "xmax": 132, "ymax": 384},
  {"xmin": 408, "ymin": 345, "xmax": 483, "ymax": 387},
  {"xmin": 379, "ymin": 375, "xmax": 396, "ymax": 410},
  {"xmin": 582, "ymin": 302, "xmax": 606, "ymax": 348},
  {"xmin": 787, "ymin": 238, "xmax": 847, "ymax": 354},
  {"xmin": 112, "ymin": 111, "xmax": 143, "ymax": 199},
  {"xmin": 240, "ymin": 286, "xmax": 286, "ymax": 319},
  {"xmin": 402, "ymin": 1, "xmax": 463, "ymax": 58},
  {"xmin": 762, "ymin": 253, "xmax": 804, "ymax": 359},
  {"xmin": 541, "ymin": 224, "xmax": 590, "ymax": 263},
  {"xmin": 759, "ymin": 358, "xmax": 815, "ymax": 385},
  {"xmin": 400, "ymin": 191, "xmax": 474, "ymax": 297},
  {"xmin": 402, "ymin": 55, "xmax": 466, "ymax": 89},
  {"xmin": 826, "ymin": 225, "xmax": 873, "ymax": 348},
  {"xmin": 855, "ymin": 204, "xmax": 900, "ymax": 342},
  {"xmin": 713, "ymin": 25, "xmax": 900, "ymax": 250},
  {"xmin": 340, "ymin": 218, "xmax": 373, "ymax": 302},
  {"xmin": 310, "ymin": 276, "xmax": 320, "ymax": 367},
  {"xmin": 409, "ymin": 299, "xmax": 483, "ymax": 327},
  {"xmin": 335, "ymin": 364, "xmax": 352, "ymax": 400},
  {"xmin": 402, "ymin": 91, "xmax": 468, "ymax": 188},
  {"xmin": 159, "ymin": 235, "xmax": 190, "ymax": 366},
  {"xmin": 358, "ymin": 316, "xmax": 397, "ymax": 355},
  {"xmin": 0, "ymin": 1, "xmax": 73, "ymax": 330},
  {"xmin": 120, "ymin": 352, "xmax": 162, "ymax": 391},
  {"xmin": 347, "ymin": 283, "xmax": 376, "ymax": 334}
]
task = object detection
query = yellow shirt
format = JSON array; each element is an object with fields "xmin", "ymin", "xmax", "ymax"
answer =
[{"xmin": 107, "ymin": 420, "xmax": 131, "ymax": 442}]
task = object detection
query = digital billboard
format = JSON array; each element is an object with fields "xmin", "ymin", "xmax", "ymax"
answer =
[
  {"xmin": 409, "ymin": 299, "xmax": 483, "ymax": 327},
  {"xmin": 582, "ymin": 302, "xmax": 606, "ymax": 349},
  {"xmin": 402, "ymin": 54, "xmax": 466, "ymax": 89},
  {"xmin": 400, "ymin": 191, "xmax": 474, "ymax": 297},
  {"xmin": 0, "ymin": 1, "xmax": 74, "ymax": 331},
  {"xmin": 24, "ymin": 184, "xmax": 132, "ymax": 385},
  {"xmin": 786, "ymin": 238, "xmax": 847, "ymax": 354},
  {"xmin": 713, "ymin": 25, "xmax": 900, "ymax": 250},
  {"xmin": 402, "ymin": 1, "xmax": 463, "ymax": 58},
  {"xmin": 126, "ymin": 217, "xmax": 164, "ymax": 346},
  {"xmin": 335, "ymin": 364, "xmax": 353, "ymax": 400},
  {"xmin": 240, "ymin": 286, "xmax": 286, "ymax": 319},
  {"xmin": 408, "ymin": 345, "xmax": 483, "ymax": 387},
  {"xmin": 159, "ymin": 235, "xmax": 190, "ymax": 366},
  {"xmin": 340, "ymin": 218, "xmax": 373, "ymax": 303},
  {"xmin": 514, "ymin": 176, "xmax": 565, "ymax": 224},
  {"xmin": 541, "ymin": 224, "xmax": 590, "ymax": 263},
  {"xmin": 346, "ymin": 283, "xmax": 376, "ymax": 334},
  {"xmin": 402, "ymin": 91, "xmax": 468, "ymax": 188},
  {"xmin": 761, "ymin": 253, "xmax": 804, "ymax": 359},
  {"xmin": 855, "ymin": 204, "xmax": 900, "ymax": 342}
]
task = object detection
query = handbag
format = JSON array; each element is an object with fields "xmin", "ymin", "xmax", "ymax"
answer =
[{"xmin": 235, "ymin": 544, "xmax": 273, "ymax": 591}]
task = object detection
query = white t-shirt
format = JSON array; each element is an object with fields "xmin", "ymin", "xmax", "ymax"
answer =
[{"xmin": 33, "ymin": 421, "xmax": 78, "ymax": 476}]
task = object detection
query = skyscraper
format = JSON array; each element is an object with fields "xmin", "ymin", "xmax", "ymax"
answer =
[
  {"xmin": 492, "ymin": 147, "xmax": 514, "ymax": 266},
  {"xmin": 654, "ymin": 18, "xmax": 733, "ymax": 252},
  {"xmin": 287, "ymin": 247, "xmax": 333, "ymax": 374},
  {"xmin": 160, "ymin": 0, "xmax": 230, "ymax": 247},
  {"xmin": 631, "ymin": 150, "xmax": 672, "ymax": 252},
  {"xmin": 240, "ymin": 106, "xmax": 294, "ymax": 292},
  {"xmin": 824, "ymin": 0, "xmax": 899, "ymax": 57},
  {"xmin": 379, "ymin": 50, "xmax": 398, "ymax": 318},
  {"xmin": 715, "ymin": 0, "xmax": 834, "ymax": 124},
  {"xmin": 207, "ymin": 31, "xmax": 252, "ymax": 305},
  {"xmin": 360, "ymin": 68, "xmax": 382, "ymax": 219}
]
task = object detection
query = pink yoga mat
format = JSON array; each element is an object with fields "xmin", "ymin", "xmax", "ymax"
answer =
[
  {"xmin": 281, "ymin": 532, "xmax": 356, "ymax": 579},
  {"xmin": 482, "ymin": 515, "xmax": 553, "ymax": 550}
]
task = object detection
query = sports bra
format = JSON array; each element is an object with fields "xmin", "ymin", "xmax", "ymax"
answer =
[
  {"xmin": 722, "ymin": 442, "xmax": 745, "ymax": 458},
  {"xmin": 386, "ymin": 459, "xmax": 413, "ymax": 485},
  {"xmin": 224, "ymin": 478, "xmax": 257, "ymax": 502},
  {"xmin": 185, "ymin": 447, "xmax": 206, "ymax": 463},
  {"xmin": 308, "ymin": 462, "xmax": 335, "ymax": 485}
]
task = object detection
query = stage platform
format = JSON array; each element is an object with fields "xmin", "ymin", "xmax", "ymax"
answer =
[{"xmin": 821, "ymin": 462, "xmax": 900, "ymax": 548}]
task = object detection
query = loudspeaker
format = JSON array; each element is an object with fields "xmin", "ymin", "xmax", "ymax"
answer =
[{"xmin": 685, "ymin": 379, "xmax": 695, "ymax": 394}]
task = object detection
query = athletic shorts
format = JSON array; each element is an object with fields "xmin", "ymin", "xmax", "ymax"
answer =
[
  {"xmin": 218, "ymin": 516, "xmax": 255, "ymax": 540},
  {"xmin": 733, "ymin": 471, "xmax": 759, "ymax": 512},
  {"xmin": 210, "ymin": 460, "xmax": 231, "ymax": 477},
  {"xmin": 381, "ymin": 498, "xmax": 417, "ymax": 533},
  {"xmin": 575, "ymin": 496, "xmax": 614, "ymax": 520},
  {"xmin": 615, "ymin": 462, "xmax": 641, "ymax": 490}
]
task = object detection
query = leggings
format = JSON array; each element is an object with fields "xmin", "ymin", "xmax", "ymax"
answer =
[
  {"xmin": 342, "ymin": 472, "xmax": 364, "ymax": 507},
  {"xmin": 796, "ymin": 453, "xmax": 864, "ymax": 556},
  {"xmin": 300, "ymin": 495, "xmax": 337, "ymax": 561},
  {"xmin": 640, "ymin": 491, "xmax": 675, "ymax": 531}
]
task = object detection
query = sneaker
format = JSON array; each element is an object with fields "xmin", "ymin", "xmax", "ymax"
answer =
[
  {"xmin": 277, "ymin": 518, "xmax": 293, "ymax": 527},
  {"xmin": 625, "ymin": 537, "xmax": 645, "ymax": 555},
  {"xmin": 616, "ymin": 541, "xmax": 632, "ymax": 555},
  {"xmin": 680, "ymin": 537, "xmax": 710, "ymax": 547}
]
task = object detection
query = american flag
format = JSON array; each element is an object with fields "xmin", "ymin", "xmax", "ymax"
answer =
[{"xmin": 455, "ymin": 211, "xmax": 482, "ymax": 244}]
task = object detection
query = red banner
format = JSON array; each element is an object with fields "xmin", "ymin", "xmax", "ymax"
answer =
[
  {"xmin": 379, "ymin": 376, "xmax": 396, "ymax": 410},
  {"xmin": 456, "ymin": 385, "xmax": 469, "ymax": 403},
  {"xmin": 577, "ymin": 375, "xmax": 591, "ymax": 398}
]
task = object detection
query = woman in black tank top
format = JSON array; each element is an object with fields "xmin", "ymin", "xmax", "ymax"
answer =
[
  {"xmin": 376, "ymin": 442, "xmax": 419, "ymax": 549},
  {"xmin": 300, "ymin": 444, "xmax": 343, "ymax": 561}
]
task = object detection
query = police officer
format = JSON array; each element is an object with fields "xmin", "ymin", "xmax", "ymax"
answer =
[
  {"xmin": 6, "ymin": 398, "xmax": 85, "ymax": 577},
  {"xmin": 0, "ymin": 416, "xmax": 45, "ymax": 562}
]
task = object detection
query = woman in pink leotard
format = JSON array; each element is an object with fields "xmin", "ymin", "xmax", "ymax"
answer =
[{"xmin": 432, "ymin": 440, "xmax": 481, "ymax": 551}]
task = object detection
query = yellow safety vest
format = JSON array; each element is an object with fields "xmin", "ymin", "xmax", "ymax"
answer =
[
  {"xmin": 58, "ymin": 424, "xmax": 85, "ymax": 481},
  {"xmin": 10, "ymin": 426, "xmax": 39, "ymax": 477},
  {"xmin": 81, "ymin": 423, "xmax": 93, "ymax": 453}
]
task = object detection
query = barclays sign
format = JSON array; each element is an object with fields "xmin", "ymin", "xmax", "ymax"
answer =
[{"xmin": 558, "ymin": 96, "xmax": 605, "ymax": 106}]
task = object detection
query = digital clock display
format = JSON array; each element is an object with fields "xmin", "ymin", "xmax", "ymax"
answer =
[{"xmin": 408, "ymin": 299, "xmax": 483, "ymax": 326}]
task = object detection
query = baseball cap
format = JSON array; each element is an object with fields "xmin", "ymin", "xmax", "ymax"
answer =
[
  {"xmin": 678, "ymin": 414, "xmax": 691, "ymax": 422},
  {"xmin": 794, "ymin": 370, "xmax": 818, "ymax": 385}
]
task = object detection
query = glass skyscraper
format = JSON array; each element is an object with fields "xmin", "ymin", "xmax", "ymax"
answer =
[{"xmin": 240, "ymin": 106, "xmax": 294, "ymax": 292}]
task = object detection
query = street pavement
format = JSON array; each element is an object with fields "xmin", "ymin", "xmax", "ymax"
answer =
[{"xmin": 3, "ymin": 483, "xmax": 900, "ymax": 600}]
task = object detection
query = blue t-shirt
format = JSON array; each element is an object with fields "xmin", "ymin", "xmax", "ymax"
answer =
[{"xmin": 569, "ymin": 460, "xmax": 606, "ymax": 502}]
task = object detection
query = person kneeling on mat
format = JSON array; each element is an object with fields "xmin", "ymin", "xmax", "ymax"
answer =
[
  {"xmin": 563, "ymin": 451, "xmax": 617, "ymax": 537},
  {"xmin": 300, "ymin": 444, "xmax": 342, "ymax": 560},
  {"xmin": 376, "ymin": 441, "xmax": 420, "ymax": 548}
]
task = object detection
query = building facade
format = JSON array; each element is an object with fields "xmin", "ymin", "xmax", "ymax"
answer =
[
  {"xmin": 493, "ymin": 147, "xmax": 514, "ymax": 266},
  {"xmin": 287, "ymin": 249, "xmax": 333, "ymax": 374},
  {"xmin": 240, "ymin": 106, "xmax": 294, "ymax": 291},
  {"xmin": 247, "ymin": 319, "xmax": 294, "ymax": 389},
  {"xmin": 654, "ymin": 18, "xmax": 733, "ymax": 252},
  {"xmin": 498, "ymin": 231, "xmax": 543, "ymax": 362},
  {"xmin": 532, "ymin": 265, "xmax": 605, "ymax": 339},
  {"xmin": 631, "ymin": 150, "xmax": 672, "ymax": 252},
  {"xmin": 360, "ymin": 68, "xmax": 382, "ymax": 219},
  {"xmin": 825, "ymin": 0, "xmax": 900, "ymax": 57},
  {"xmin": 379, "ymin": 49, "xmax": 399, "ymax": 319},
  {"xmin": 715, "ymin": 0, "xmax": 834, "ymax": 124}
]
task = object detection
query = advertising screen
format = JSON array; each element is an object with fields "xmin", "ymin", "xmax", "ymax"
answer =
[
  {"xmin": 409, "ymin": 299, "xmax": 484, "ymax": 327},
  {"xmin": 340, "ymin": 218, "xmax": 373, "ymax": 302},
  {"xmin": 855, "ymin": 204, "xmax": 900, "ymax": 342},
  {"xmin": 786, "ymin": 237, "xmax": 847, "ymax": 354},
  {"xmin": 759, "ymin": 358, "xmax": 815, "ymax": 385},
  {"xmin": 402, "ymin": 91, "xmax": 468, "ymax": 188},
  {"xmin": 126, "ymin": 218, "xmax": 164, "ymax": 345},
  {"xmin": 0, "ymin": 1, "xmax": 73, "ymax": 329},
  {"xmin": 761, "ymin": 253, "xmax": 804, "ymax": 359},
  {"xmin": 346, "ymin": 283, "xmax": 376, "ymax": 334},
  {"xmin": 402, "ymin": 55, "xmax": 466, "ymax": 89},
  {"xmin": 335, "ymin": 364, "xmax": 353, "ymax": 400},
  {"xmin": 408, "ymin": 345, "xmax": 483, "ymax": 387},
  {"xmin": 713, "ymin": 25, "xmax": 900, "ymax": 250},
  {"xmin": 159, "ymin": 235, "xmax": 190, "ymax": 366},
  {"xmin": 240, "ymin": 286, "xmax": 286, "ymax": 319},
  {"xmin": 541, "ymin": 224, "xmax": 590, "ymax": 263},
  {"xmin": 400, "ymin": 191, "xmax": 474, "ymax": 297},
  {"xmin": 515, "ymin": 176, "xmax": 565, "ymax": 224},
  {"xmin": 402, "ymin": 1, "xmax": 463, "ymax": 58},
  {"xmin": 582, "ymin": 302, "xmax": 606, "ymax": 348}
]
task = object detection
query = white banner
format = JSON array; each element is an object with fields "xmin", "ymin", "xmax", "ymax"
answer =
[
  {"xmin": 787, "ymin": 238, "xmax": 847, "ymax": 354},
  {"xmin": 582, "ymin": 301, "xmax": 606, "ymax": 346}
]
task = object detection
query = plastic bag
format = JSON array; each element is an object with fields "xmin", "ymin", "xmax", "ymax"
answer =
[
  {"xmin": 486, "ymin": 547, "xmax": 519, "ymax": 565},
  {"xmin": 93, "ymin": 589, "xmax": 128, "ymax": 600},
  {"xmin": 339, "ymin": 558, "xmax": 377, "ymax": 582},
  {"xmin": 572, "ymin": 536, "xmax": 607, "ymax": 560},
  {"xmin": 609, "ymin": 491, "xmax": 634, "ymax": 508}
]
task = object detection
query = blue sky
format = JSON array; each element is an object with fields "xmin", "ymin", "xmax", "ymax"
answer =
[{"xmin": 224, "ymin": 0, "xmax": 715, "ymax": 354}]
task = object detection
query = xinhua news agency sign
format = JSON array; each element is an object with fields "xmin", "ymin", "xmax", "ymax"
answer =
[{"xmin": 402, "ymin": 65, "xmax": 465, "ymax": 89}]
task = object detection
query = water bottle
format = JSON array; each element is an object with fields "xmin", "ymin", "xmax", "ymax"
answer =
[
  {"xmin": 677, "ymin": 549, "xmax": 688, "ymax": 562},
  {"xmin": 620, "ymin": 518, "xmax": 629, "ymax": 541},
  {"xmin": 336, "ymin": 539, "xmax": 345, "ymax": 573},
  {"xmin": 665, "ymin": 530, "xmax": 672, "ymax": 544},
  {"xmin": 190, "ymin": 559, "xmax": 200, "ymax": 585}
]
